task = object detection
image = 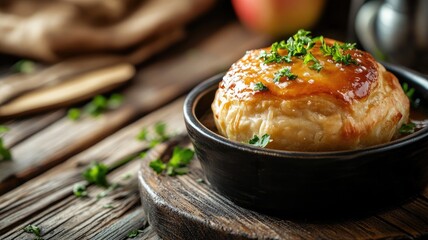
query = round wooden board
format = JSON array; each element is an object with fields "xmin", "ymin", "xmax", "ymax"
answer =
[{"xmin": 138, "ymin": 140, "xmax": 428, "ymax": 240}]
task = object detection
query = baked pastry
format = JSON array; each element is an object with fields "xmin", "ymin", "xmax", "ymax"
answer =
[{"xmin": 212, "ymin": 30, "xmax": 409, "ymax": 151}]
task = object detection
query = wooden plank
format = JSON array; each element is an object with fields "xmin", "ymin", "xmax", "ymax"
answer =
[
  {"xmin": 3, "ymin": 110, "xmax": 65, "ymax": 147},
  {"xmin": 0, "ymin": 98, "xmax": 186, "ymax": 239},
  {"xmin": 0, "ymin": 22, "xmax": 269, "ymax": 194}
]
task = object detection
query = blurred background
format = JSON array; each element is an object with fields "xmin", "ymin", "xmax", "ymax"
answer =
[{"xmin": 0, "ymin": 0, "xmax": 426, "ymax": 118}]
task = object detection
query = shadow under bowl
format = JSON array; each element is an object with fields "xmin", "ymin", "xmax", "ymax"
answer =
[{"xmin": 183, "ymin": 64, "xmax": 428, "ymax": 218}]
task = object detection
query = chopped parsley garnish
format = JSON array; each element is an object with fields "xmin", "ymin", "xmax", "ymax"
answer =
[
  {"xmin": 23, "ymin": 224, "xmax": 43, "ymax": 239},
  {"xmin": 96, "ymin": 183, "xmax": 120, "ymax": 199},
  {"xmin": 149, "ymin": 159, "xmax": 166, "ymax": 174},
  {"xmin": 83, "ymin": 162, "xmax": 109, "ymax": 187},
  {"xmin": 12, "ymin": 60, "xmax": 36, "ymax": 74},
  {"xmin": 136, "ymin": 128, "xmax": 148, "ymax": 141},
  {"xmin": 136, "ymin": 122, "xmax": 171, "ymax": 147},
  {"xmin": 68, "ymin": 93, "xmax": 124, "ymax": 120},
  {"xmin": 149, "ymin": 147, "xmax": 195, "ymax": 176},
  {"xmin": 73, "ymin": 183, "xmax": 88, "ymax": 198},
  {"xmin": 254, "ymin": 82, "xmax": 268, "ymax": 91},
  {"xmin": 304, "ymin": 52, "xmax": 323, "ymax": 72},
  {"xmin": 67, "ymin": 108, "xmax": 81, "ymax": 121},
  {"xmin": 273, "ymin": 67, "xmax": 297, "ymax": 83},
  {"xmin": 0, "ymin": 125, "xmax": 12, "ymax": 161},
  {"xmin": 127, "ymin": 229, "xmax": 144, "ymax": 238},
  {"xmin": 102, "ymin": 203, "xmax": 116, "ymax": 209},
  {"xmin": 248, "ymin": 134, "xmax": 270, "ymax": 148},
  {"xmin": 259, "ymin": 29, "xmax": 358, "ymax": 73},
  {"xmin": 399, "ymin": 122, "xmax": 416, "ymax": 134},
  {"xmin": 401, "ymin": 82, "xmax": 420, "ymax": 108}
]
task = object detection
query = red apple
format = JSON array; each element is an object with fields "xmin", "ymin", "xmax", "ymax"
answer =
[{"xmin": 232, "ymin": 0, "xmax": 326, "ymax": 36}]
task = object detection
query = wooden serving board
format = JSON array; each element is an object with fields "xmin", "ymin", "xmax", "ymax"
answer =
[{"xmin": 139, "ymin": 140, "xmax": 428, "ymax": 240}]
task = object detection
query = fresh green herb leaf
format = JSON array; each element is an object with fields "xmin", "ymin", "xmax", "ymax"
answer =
[
  {"xmin": 84, "ymin": 95, "xmax": 108, "ymax": 117},
  {"xmin": 321, "ymin": 41, "xmax": 357, "ymax": 65},
  {"xmin": 136, "ymin": 128, "xmax": 148, "ymax": 141},
  {"xmin": 107, "ymin": 93, "xmax": 124, "ymax": 109},
  {"xmin": 23, "ymin": 224, "xmax": 42, "ymax": 237},
  {"xmin": 274, "ymin": 67, "xmax": 297, "ymax": 83},
  {"xmin": 139, "ymin": 151, "xmax": 147, "ymax": 159},
  {"xmin": 96, "ymin": 183, "xmax": 120, "ymax": 199},
  {"xmin": 127, "ymin": 229, "xmax": 143, "ymax": 238},
  {"xmin": 102, "ymin": 203, "xmax": 116, "ymax": 209},
  {"xmin": 0, "ymin": 125, "xmax": 9, "ymax": 134},
  {"xmin": 0, "ymin": 138, "xmax": 12, "ymax": 161},
  {"xmin": 309, "ymin": 62, "xmax": 323, "ymax": 72},
  {"xmin": 399, "ymin": 122, "xmax": 416, "ymax": 134},
  {"xmin": 149, "ymin": 159, "xmax": 166, "ymax": 174},
  {"xmin": 248, "ymin": 134, "xmax": 270, "ymax": 148},
  {"xmin": 73, "ymin": 183, "xmax": 88, "ymax": 198},
  {"xmin": 67, "ymin": 108, "xmax": 81, "ymax": 121},
  {"xmin": 83, "ymin": 162, "xmax": 109, "ymax": 187},
  {"xmin": 402, "ymin": 82, "xmax": 421, "ymax": 108},
  {"xmin": 149, "ymin": 147, "xmax": 195, "ymax": 176},
  {"xmin": 154, "ymin": 122, "xmax": 169, "ymax": 141},
  {"xmin": 254, "ymin": 82, "xmax": 268, "ymax": 91},
  {"xmin": 12, "ymin": 60, "xmax": 36, "ymax": 74}
]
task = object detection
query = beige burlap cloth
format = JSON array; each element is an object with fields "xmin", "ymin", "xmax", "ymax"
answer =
[{"xmin": 0, "ymin": 0, "xmax": 214, "ymax": 62}]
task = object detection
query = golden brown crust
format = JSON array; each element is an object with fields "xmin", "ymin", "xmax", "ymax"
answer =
[{"xmin": 212, "ymin": 38, "xmax": 410, "ymax": 151}]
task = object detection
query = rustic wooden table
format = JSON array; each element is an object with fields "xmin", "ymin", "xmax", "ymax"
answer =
[{"xmin": 0, "ymin": 3, "xmax": 427, "ymax": 240}]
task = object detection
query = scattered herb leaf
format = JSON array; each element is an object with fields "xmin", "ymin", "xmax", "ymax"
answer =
[
  {"xmin": 254, "ymin": 82, "xmax": 268, "ymax": 91},
  {"xmin": 149, "ymin": 159, "xmax": 166, "ymax": 174},
  {"xmin": 23, "ymin": 224, "xmax": 43, "ymax": 239},
  {"xmin": 73, "ymin": 183, "xmax": 88, "ymax": 198},
  {"xmin": 402, "ymin": 82, "xmax": 421, "ymax": 108},
  {"xmin": 0, "ymin": 126, "xmax": 12, "ymax": 161},
  {"xmin": 139, "ymin": 151, "xmax": 147, "ymax": 159},
  {"xmin": 399, "ymin": 122, "xmax": 416, "ymax": 134},
  {"xmin": 96, "ymin": 183, "xmax": 120, "ymax": 200},
  {"xmin": 249, "ymin": 134, "xmax": 270, "ymax": 148},
  {"xmin": 149, "ymin": 147, "xmax": 195, "ymax": 176},
  {"xmin": 107, "ymin": 93, "xmax": 124, "ymax": 109},
  {"xmin": 12, "ymin": 60, "xmax": 36, "ymax": 74},
  {"xmin": 68, "ymin": 93, "xmax": 124, "ymax": 121},
  {"xmin": 127, "ymin": 229, "xmax": 143, "ymax": 238},
  {"xmin": 0, "ymin": 125, "xmax": 9, "ymax": 134},
  {"xmin": 67, "ymin": 108, "xmax": 81, "ymax": 121},
  {"xmin": 83, "ymin": 162, "xmax": 109, "ymax": 187},
  {"xmin": 136, "ymin": 128, "xmax": 148, "ymax": 141},
  {"xmin": 102, "ymin": 203, "xmax": 116, "ymax": 209}
]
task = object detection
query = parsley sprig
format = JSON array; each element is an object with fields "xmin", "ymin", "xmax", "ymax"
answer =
[
  {"xmin": 67, "ymin": 93, "xmax": 124, "ymax": 121},
  {"xmin": 399, "ymin": 122, "xmax": 416, "ymax": 134},
  {"xmin": 259, "ymin": 29, "xmax": 358, "ymax": 77},
  {"xmin": 12, "ymin": 60, "xmax": 36, "ymax": 74},
  {"xmin": 83, "ymin": 162, "xmax": 109, "ymax": 187},
  {"xmin": 136, "ymin": 122, "xmax": 171, "ymax": 147},
  {"xmin": 274, "ymin": 67, "xmax": 297, "ymax": 83},
  {"xmin": 149, "ymin": 147, "xmax": 195, "ymax": 176},
  {"xmin": 0, "ymin": 125, "xmax": 12, "ymax": 161},
  {"xmin": 402, "ymin": 82, "xmax": 420, "ymax": 108},
  {"xmin": 254, "ymin": 82, "xmax": 268, "ymax": 91},
  {"xmin": 248, "ymin": 134, "xmax": 270, "ymax": 148},
  {"xmin": 23, "ymin": 224, "xmax": 44, "ymax": 240}
]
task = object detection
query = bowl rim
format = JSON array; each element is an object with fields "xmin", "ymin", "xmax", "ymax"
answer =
[{"xmin": 183, "ymin": 64, "xmax": 428, "ymax": 159}]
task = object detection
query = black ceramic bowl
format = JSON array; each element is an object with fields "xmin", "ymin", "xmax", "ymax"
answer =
[{"xmin": 183, "ymin": 64, "xmax": 428, "ymax": 217}]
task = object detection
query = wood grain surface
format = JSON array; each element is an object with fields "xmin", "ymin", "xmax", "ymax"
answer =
[
  {"xmin": 0, "ymin": 22, "xmax": 269, "ymax": 194},
  {"xmin": 0, "ymin": 16, "xmax": 271, "ymax": 239}
]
